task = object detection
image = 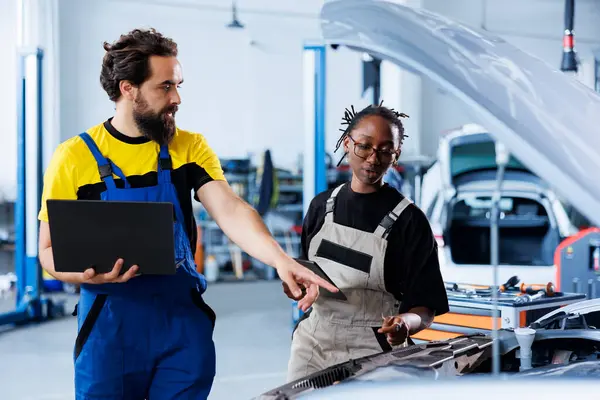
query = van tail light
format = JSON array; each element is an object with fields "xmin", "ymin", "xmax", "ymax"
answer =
[{"xmin": 434, "ymin": 234, "xmax": 445, "ymax": 248}]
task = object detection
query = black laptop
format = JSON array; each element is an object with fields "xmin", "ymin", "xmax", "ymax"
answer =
[{"xmin": 47, "ymin": 199, "xmax": 177, "ymax": 275}]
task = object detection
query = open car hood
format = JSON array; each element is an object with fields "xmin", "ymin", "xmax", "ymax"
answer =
[{"xmin": 320, "ymin": 0, "xmax": 600, "ymax": 227}]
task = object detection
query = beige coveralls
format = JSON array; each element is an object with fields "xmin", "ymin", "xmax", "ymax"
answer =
[{"xmin": 287, "ymin": 184, "xmax": 413, "ymax": 382}]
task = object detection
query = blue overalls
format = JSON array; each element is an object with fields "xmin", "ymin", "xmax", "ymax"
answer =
[{"xmin": 73, "ymin": 133, "xmax": 216, "ymax": 400}]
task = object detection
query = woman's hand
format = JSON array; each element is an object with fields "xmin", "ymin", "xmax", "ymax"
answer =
[
  {"xmin": 378, "ymin": 307, "xmax": 435, "ymax": 345},
  {"xmin": 276, "ymin": 257, "xmax": 335, "ymax": 312},
  {"xmin": 282, "ymin": 281, "xmax": 320, "ymax": 312},
  {"xmin": 378, "ymin": 315, "xmax": 411, "ymax": 346}
]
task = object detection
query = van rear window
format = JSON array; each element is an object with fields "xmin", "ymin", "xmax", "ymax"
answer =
[{"xmin": 450, "ymin": 141, "xmax": 529, "ymax": 179}]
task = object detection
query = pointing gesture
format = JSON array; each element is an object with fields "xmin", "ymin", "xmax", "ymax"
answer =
[{"xmin": 276, "ymin": 258, "xmax": 338, "ymax": 310}]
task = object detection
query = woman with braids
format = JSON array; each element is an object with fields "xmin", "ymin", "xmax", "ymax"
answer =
[{"xmin": 285, "ymin": 102, "xmax": 449, "ymax": 381}]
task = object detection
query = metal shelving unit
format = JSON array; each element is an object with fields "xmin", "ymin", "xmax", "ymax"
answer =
[{"xmin": 197, "ymin": 166, "xmax": 304, "ymax": 282}]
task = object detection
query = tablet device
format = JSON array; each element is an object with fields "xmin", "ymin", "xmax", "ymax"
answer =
[
  {"xmin": 47, "ymin": 199, "xmax": 177, "ymax": 275},
  {"xmin": 294, "ymin": 258, "xmax": 347, "ymax": 301}
]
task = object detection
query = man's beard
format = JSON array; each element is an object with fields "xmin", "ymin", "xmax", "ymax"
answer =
[{"xmin": 133, "ymin": 95, "xmax": 178, "ymax": 146}]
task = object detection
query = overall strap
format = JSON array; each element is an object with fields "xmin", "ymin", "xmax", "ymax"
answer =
[
  {"xmin": 78, "ymin": 133, "xmax": 131, "ymax": 189},
  {"xmin": 156, "ymin": 144, "xmax": 186, "ymax": 224},
  {"xmin": 324, "ymin": 183, "xmax": 345, "ymax": 223},
  {"xmin": 157, "ymin": 144, "xmax": 173, "ymax": 184},
  {"xmin": 374, "ymin": 197, "xmax": 413, "ymax": 239}
]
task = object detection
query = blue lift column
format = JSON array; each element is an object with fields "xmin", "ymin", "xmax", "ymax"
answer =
[
  {"xmin": 0, "ymin": 48, "xmax": 54, "ymax": 326},
  {"xmin": 293, "ymin": 44, "xmax": 327, "ymax": 329},
  {"xmin": 302, "ymin": 44, "xmax": 327, "ymax": 216}
]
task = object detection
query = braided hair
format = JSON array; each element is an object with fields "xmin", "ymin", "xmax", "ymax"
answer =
[{"xmin": 334, "ymin": 101, "xmax": 409, "ymax": 166}]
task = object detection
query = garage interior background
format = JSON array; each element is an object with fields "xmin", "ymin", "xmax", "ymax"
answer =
[
  {"xmin": 1, "ymin": 0, "xmax": 599, "ymax": 277},
  {"xmin": 0, "ymin": 0, "xmax": 600, "ymax": 399},
  {"xmin": 1, "ymin": 0, "xmax": 599, "ymax": 194}
]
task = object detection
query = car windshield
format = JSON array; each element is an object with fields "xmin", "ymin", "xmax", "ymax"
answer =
[{"xmin": 450, "ymin": 140, "xmax": 530, "ymax": 180}]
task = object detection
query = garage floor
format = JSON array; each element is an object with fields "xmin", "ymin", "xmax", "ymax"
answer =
[{"xmin": 0, "ymin": 280, "xmax": 293, "ymax": 400}]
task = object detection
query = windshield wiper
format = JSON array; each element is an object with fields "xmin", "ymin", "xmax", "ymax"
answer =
[{"xmin": 530, "ymin": 311, "xmax": 590, "ymax": 330}]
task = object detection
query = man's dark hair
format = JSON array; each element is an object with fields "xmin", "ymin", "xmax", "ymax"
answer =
[
  {"xmin": 335, "ymin": 101, "xmax": 409, "ymax": 165},
  {"xmin": 100, "ymin": 28, "xmax": 178, "ymax": 102}
]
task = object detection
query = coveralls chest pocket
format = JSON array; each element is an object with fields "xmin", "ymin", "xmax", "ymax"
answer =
[
  {"xmin": 310, "ymin": 223, "xmax": 391, "ymax": 326},
  {"xmin": 314, "ymin": 236, "xmax": 373, "ymax": 292}
]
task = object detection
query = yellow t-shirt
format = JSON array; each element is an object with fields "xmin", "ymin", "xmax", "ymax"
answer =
[{"xmin": 38, "ymin": 119, "xmax": 226, "ymax": 250}]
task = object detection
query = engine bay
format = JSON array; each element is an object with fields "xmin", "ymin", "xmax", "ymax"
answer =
[{"xmin": 257, "ymin": 300, "xmax": 600, "ymax": 400}]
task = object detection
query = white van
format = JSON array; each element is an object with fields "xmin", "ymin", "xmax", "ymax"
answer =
[{"xmin": 422, "ymin": 124, "xmax": 580, "ymax": 285}]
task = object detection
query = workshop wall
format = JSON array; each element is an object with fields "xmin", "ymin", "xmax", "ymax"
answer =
[
  {"xmin": 0, "ymin": 0, "xmax": 61, "ymax": 202},
  {"xmin": 57, "ymin": 0, "xmax": 365, "ymax": 171},
  {"xmin": 419, "ymin": 0, "xmax": 600, "ymax": 157},
  {"xmin": 0, "ymin": 0, "xmax": 18, "ymax": 201}
]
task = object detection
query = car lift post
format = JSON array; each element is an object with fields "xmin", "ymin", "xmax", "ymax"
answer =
[
  {"xmin": 0, "ymin": 47, "xmax": 62, "ymax": 327},
  {"xmin": 302, "ymin": 43, "xmax": 327, "ymax": 216},
  {"xmin": 291, "ymin": 44, "xmax": 327, "ymax": 327}
]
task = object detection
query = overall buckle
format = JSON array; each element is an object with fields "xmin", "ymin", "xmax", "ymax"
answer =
[
  {"xmin": 159, "ymin": 157, "xmax": 172, "ymax": 170},
  {"xmin": 98, "ymin": 163, "xmax": 113, "ymax": 179},
  {"xmin": 380, "ymin": 214, "xmax": 396, "ymax": 231}
]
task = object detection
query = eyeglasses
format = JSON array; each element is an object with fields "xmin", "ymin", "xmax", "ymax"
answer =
[{"xmin": 347, "ymin": 135, "xmax": 398, "ymax": 164}]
